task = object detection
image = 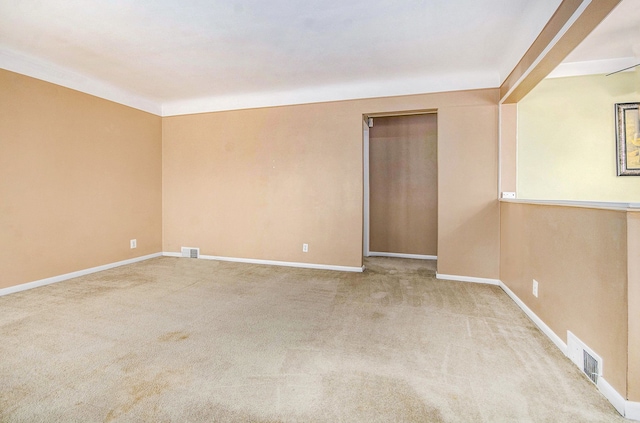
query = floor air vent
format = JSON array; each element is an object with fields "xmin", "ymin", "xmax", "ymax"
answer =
[
  {"xmin": 583, "ymin": 350, "xmax": 599, "ymax": 384},
  {"xmin": 181, "ymin": 247, "xmax": 200, "ymax": 259},
  {"xmin": 567, "ymin": 331, "xmax": 602, "ymax": 385}
]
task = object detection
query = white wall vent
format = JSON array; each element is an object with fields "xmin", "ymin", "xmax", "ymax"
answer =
[
  {"xmin": 567, "ymin": 331, "xmax": 602, "ymax": 385},
  {"xmin": 181, "ymin": 247, "xmax": 200, "ymax": 259}
]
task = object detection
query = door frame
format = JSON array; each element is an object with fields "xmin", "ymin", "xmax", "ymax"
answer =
[{"xmin": 362, "ymin": 111, "xmax": 438, "ymax": 260}]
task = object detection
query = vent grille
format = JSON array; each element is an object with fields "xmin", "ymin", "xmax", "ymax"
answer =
[
  {"xmin": 567, "ymin": 331, "xmax": 602, "ymax": 386},
  {"xmin": 583, "ymin": 350, "xmax": 599, "ymax": 384},
  {"xmin": 181, "ymin": 247, "xmax": 199, "ymax": 259}
]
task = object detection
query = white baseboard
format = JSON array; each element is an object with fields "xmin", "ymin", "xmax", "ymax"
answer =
[
  {"xmin": 498, "ymin": 281, "xmax": 568, "ymax": 355},
  {"xmin": 599, "ymin": 377, "xmax": 626, "ymax": 417},
  {"xmin": 368, "ymin": 252, "xmax": 437, "ymax": 260},
  {"xmin": 500, "ymin": 280, "xmax": 640, "ymax": 420},
  {"xmin": 436, "ymin": 273, "xmax": 500, "ymax": 286},
  {"xmin": 163, "ymin": 252, "xmax": 364, "ymax": 273},
  {"xmin": 626, "ymin": 401, "xmax": 640, "ymax": 421},
  {"xmin": 0, "ymin": 253, "xmax": 163, "ymax": 297}
]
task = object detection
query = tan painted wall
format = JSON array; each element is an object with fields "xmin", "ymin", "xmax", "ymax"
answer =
[
  {"xmin": 438, "ymin": 105, "xmax": 499, "ymax": 279},
  {"xmin": 369, "ymin": 114, "xmax": 437, "ymax": 256},
  {"xmin": 500, "ymin": 202, "xmax": 628, "ymax": 395},
  {"xmin": 163, "ymin": 89, "xmax": 500, "ymax": 277},
  {"xmin": 518, "ymin": 72, "xmax": 640, "ymax": 201},
  {"xmin": 499, "ymin": 103, "xmax": 517, "ymax": 193},
  {"xmin": 628, "ymin": 211, "xmax": 640, "ymax": 402},
  {"xmin": 0, "ymin": 69, "xmax": 162, "ymax": 289}
]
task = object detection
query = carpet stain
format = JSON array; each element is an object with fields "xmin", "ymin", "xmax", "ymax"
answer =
[
  {"xmin": 105, "ymin": 372, "xmax": 172, "ymax": 422},
  {"xmin": 417, "ymin": 268, "xmax": 435, "ymax": 277},
  {"xmin": 158, "ymin": 331, "xmax": 190, "ymax": 342}
]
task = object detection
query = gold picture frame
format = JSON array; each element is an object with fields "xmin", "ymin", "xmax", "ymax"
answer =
[{"xmin": 616, "ymin": 102, "xmax": 640, "ymax": 176}]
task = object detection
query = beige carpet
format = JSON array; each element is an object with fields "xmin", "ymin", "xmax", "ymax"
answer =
[{"xmin": 0, "ymin": 257, "xmax": 625, "ymax": 422}]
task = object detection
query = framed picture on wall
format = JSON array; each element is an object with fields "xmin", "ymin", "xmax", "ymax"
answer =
[{"xmin": 616, "ymin": 102, "xmax": 640, "ymax": 176}]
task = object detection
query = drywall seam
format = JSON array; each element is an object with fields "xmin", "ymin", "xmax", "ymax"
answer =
[
  {"xmin": 369, "ymin": 252, "xmax": 437, "ymax": 260},
  {"xmin": 0, "ymin": 253, "xmax": 163, "ymax": 297},
  {"xmin": 162, "ymin": 252, "xmax": 364, "ymax": 272},
  {"xmin": 436, "ymin": 273, "xmax": 501, "ymax": 285}
]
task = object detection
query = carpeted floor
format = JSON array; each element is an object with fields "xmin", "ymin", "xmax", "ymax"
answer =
[{"xmin": 0, "ymin": 257, "xmax": 625, "ymax": 422}]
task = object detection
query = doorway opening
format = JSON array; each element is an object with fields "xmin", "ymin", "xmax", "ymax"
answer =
[{"xmin": 363, "ymin": 112, "xmax": 438, "ymax": 260}]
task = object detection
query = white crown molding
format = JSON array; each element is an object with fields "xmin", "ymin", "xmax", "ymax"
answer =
[
  {"xmin": 160, "ymin": 71, "xmax": 500, "ymax": 116},
  {"xmin": 0, "ymin": 47, "xmax": 162, "ymax": 115},
  {"xmin": 547, "ymin": 57, "xmax": 640, "ymax": 79},
  {"xmin": 0, "ymin": 253, "xmax": 162, "ymax": 297}
]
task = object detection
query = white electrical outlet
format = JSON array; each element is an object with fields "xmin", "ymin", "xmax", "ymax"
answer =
[
  {"xmin": 532, "ymin": 279, "xmax": 539, "ymax": 297},
  {"xmin": 302, "ymin": 243, "xmax": 309, "ymax": 253},
  {"xmin": 130, "ymin": 239, "xmax": 137, "ymax": 249}
]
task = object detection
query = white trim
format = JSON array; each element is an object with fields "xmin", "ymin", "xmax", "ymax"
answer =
[
  {"xmin": 626, "ymin": 401, "xmax": 640, "ymax": 421},
  {"xmin": 500, "ymin": 0, "xmax": 592, "ymax": 101},
  {"xmin": 0, "ymin": 47, "xmax": 162, "ymax": 115},
  {"xmin": 0, "ymin": 253, "xmax": 162, "ymax": 297},
  {"xmin": 436, "ymin": 273, "xmax": 501, "ymax": 286},
  {"xmin": 163, "ymin": 252, "xmax": 364, "ymax": 273},
  {"xmin": 500, "ymin": 198, "xmax": 640, "ymax": 211},
  {"xmin": 500, "ymin": 281, "xmax": 640, "ymax": 420},
  {"xmin": 598, "ymin": 377, "xmax": 626, "ymax": 417},
  {"xmin": 498, "ymin": 281, "xmax": 568, "ymax": 354},
  {"xmin": 363, "ymin": 119, "xmax": 371, "ymax": 257},
  {"xmin": 369, "ymin": 252, "xmax": 437, "ymax": 260}
]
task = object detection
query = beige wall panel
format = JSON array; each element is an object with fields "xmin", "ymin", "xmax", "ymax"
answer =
[
  {"xmin": 500, "ymin": 202, "xmax": 628, "ymax": 395},
  {"xmin": 437, "ymin": 105, "xmax": 500, "ymax": 279},
  {"xmin": 499, "ymin": 103, "xmax": 517, "ymax": 193},
  {"xmin": 0, "ymin": 69, "xmax": 162, "ymax": 289},
  {"xmin": 369, "ymin": 114, "xmax": 437, "ymax": 256},
  {"xmin": 163, "ymin": 89, "xmax": 500, "ymax": 273},
  {"xmin": 628, "ymin": 211, "xmax": 640, "ymax": 401},
  {"xmin": 162, "ymin": 103, "xmax": 365, "ymax": 268}
]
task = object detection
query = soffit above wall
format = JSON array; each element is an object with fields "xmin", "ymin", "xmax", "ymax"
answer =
[
  {"xmin": 548, "ymin": 0, "xmax": 640, "ymax": 78},
  {"xmin": 0, "ymin": 0, "xmax": 562, "ymax": 115}
]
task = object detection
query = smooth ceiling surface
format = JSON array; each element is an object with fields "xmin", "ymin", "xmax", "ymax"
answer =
[
  {"xmin": 549, "ymin": 0, "xmax": 640, "ymax": 78},
  {"xmin": 0, "ymin": 0, "xmax": 562, "ymax": 114}
]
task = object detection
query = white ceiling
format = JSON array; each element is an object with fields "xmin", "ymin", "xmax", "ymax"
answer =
[
  {"xmin": 0, "ymin": 0, "xmax": 565, "ymax": 115},
  {"xmin": 549, "ymin": 0, "xmax": 640, "ymax": 78}
]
